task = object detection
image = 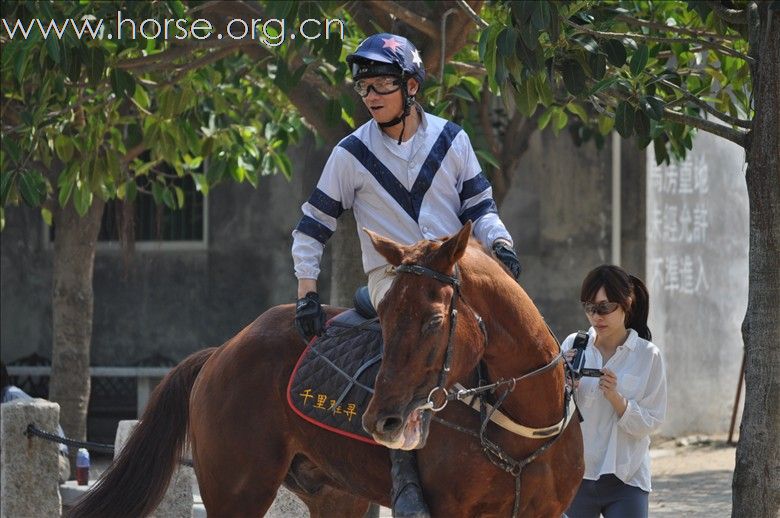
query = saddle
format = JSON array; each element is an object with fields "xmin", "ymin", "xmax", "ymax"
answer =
[{"xmin": 287, "ymin": 287, "xmax": 383, "ymax": 445}]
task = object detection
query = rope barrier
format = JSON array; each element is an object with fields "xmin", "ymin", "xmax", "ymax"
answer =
[
  {"xmin": 24, "ymin": 424, "xmax": 194, "ymax": 467},
  {"xmin": 25, "ymin": 424, "xmax": 115, "ymax": 453}
]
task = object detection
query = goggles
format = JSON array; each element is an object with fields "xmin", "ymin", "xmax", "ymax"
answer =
[
  {"xmin": 581, "ymin": 301, "xmax": 620, "ymax": 316},
  {"xmin": 353, "ymin": 77, "xmax": 402, "ymax": 97}
]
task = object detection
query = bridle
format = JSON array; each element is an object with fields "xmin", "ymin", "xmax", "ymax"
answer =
[
  {"xmin": 394, "ymin": 262, "xmax": 487, "ymax": 408},
  {"xmin": 393, "ymin": 261, "xmax": 575, "ymax": 518}
]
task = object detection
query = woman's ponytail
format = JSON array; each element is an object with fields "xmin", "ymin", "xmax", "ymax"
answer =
[{"xmin": 628, "ymin": 275, "xmax": 652, "ymax": 340}]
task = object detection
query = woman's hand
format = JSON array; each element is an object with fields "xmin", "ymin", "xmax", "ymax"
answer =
[{"xmin": 599, "ymin": 368, "xmax": 628, "ymax": 416}]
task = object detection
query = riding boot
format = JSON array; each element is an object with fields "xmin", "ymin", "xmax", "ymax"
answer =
[{"xmin": 389, "ymin": 449, "xmax": 431, "ymax": 518}]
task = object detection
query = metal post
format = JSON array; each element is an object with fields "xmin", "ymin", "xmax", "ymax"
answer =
[{"xmin": 727, "ymin": 352, "xmax": 745, "ymax": 445}]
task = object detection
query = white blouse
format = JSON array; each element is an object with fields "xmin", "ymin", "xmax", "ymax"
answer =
[{"xmin": 562, "ymin": 327, "xmax": 667, "ymax": 492}]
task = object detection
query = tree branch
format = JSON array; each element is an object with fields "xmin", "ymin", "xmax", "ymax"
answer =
[
  {"xmin": 456, "ymin": 0, "xmax": 488, "ymax": 29},
  {"xmin": 663, "ymin": 108, "xmax": 747, "ymax": 147},
  {"xmin": 163, "ymin": 46, "xmax": 240, "ymax": 87},
  {"xmin": 655, "ymin": 77, "xmax": 752, "ymax": 128},
  {"xmin": 121, "ymin": 143, "xmax": 147, "ymax": 165},
  {"xmin": 708, "ymin": 1, "xmax": 748, "ymax": 25},
  {"xmin": 365, "ymin": 0, "xmax": 438, "ymax": 38},
  {"xmin": 564, "ymin": 19, "xmax": 753, "ymax": 64},
  {"xmin": 614, "ymin": 14, "xmax": 742, "ymax": 41}
]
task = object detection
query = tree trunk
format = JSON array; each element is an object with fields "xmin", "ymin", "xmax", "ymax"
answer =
[
  {"xmin": 48, "ymin": 200, "xmax": 105, "ymax": 450},
  {"xmin": 329, "ymin": 210, "xmax": 364, "ymax": 308},
  {"xmin": 732, "ymin": 5, "xmax": 780, "ymax": 517}
]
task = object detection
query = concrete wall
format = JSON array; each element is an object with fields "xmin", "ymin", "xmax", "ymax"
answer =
[
  {"xmin": 502, "ymin": 131, "xmax": 645, "ymax": 339},
  {"xmin": 646, "ymin": 132, "xmax": 748, "ymax": 436}
]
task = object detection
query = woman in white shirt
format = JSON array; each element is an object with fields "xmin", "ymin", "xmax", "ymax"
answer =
[{"xmin": 563, "ymin": 265, "xmax": 667, "ymax": 518}]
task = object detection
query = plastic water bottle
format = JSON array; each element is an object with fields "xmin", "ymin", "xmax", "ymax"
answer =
[{"xmin": 76, "ymin": 448, "xmax": 90, "ymax": 485}]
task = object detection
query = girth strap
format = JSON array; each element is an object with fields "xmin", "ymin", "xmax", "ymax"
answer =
[{"xmin": 453, "ymin": 383, "xmax": 577, "ymax": 439}]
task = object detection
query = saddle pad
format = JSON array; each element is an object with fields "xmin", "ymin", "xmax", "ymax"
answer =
[{"xmin": 287, "ymin": 311, "xmax": 383, "ymax": 445}]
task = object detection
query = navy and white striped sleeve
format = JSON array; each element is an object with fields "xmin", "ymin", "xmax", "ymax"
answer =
[
  {"xmin": 292, "ymin": 147, "xmax": 355, "ymax": 280},
  {"xmin": 455, "ymin": 132, "xmax": 513, "ymax": 248}
]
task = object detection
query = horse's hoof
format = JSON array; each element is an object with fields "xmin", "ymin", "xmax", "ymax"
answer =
[{"xmin": 392, "ymin": 484, "xmax": 431, "ymax": 518}]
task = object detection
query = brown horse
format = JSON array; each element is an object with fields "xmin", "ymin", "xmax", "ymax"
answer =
[{"xmin": 69, "ymin": 221, "xmax": 583, "ymax": 518}]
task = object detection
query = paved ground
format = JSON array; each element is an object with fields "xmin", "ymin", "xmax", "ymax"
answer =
[
  {"xmin": 649, "ymin": 435, "xmax": 736, "ymax": 517},
  {"xmin": 84, "ymin": 434, "xmax": 736, "ymax": 517}
]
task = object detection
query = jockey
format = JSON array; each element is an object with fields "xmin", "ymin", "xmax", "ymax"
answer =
[{"xmin": 291, "ymin": 33, "xmax": 522, "ymax": 517}]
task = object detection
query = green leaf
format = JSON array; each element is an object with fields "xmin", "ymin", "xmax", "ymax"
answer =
[
  {"xmin": 531, "ymin": 1, "xmax": 551, "ymax": 31},
  {"xmin": 654, "ymin": 137, "xmax": 669, "ymax": 165},
  {"xmin": 634, "ymin": 108, "xmax": 651, "ymax": 138},
  {"xmin": 603, "ymin": 39, "xmax": 627, "ymax": 67},
  {"xmin": 151, "ymin": 181, "xmax": 164, "ymax": 205},
  {"xmin": 566, "ymin": 102, "xmax": 589, "ymax": 122},
  {"xmin": 535, "ymin": 73, "xmax": 553, "ymax": 106},
  {"xmin": 126, "ymin": 179, "xmax": 138, "ymax": 202},
  {"xmin": 614, "ymin": 101, "xmax": 635, "ymax": 138},
  {"xmin": 73, "ymin": 183, "xmax": 92, "ymax": 216},
  {"xmin": 192, "ymin": 173, "xmax": 209, "ymax": 195},
  {"xmin": 630, "ymin": 44, "xmax": 649, "ymax": 76},
  {"xmin": 162, "ymin": 187, "xmax": 175, "ymax": 209},
  {"xmin": 41, "ymin": 207, "xmax": 53, "ymax": 226},
  {"xmin": 58, "ymin": 173, "xmax": 75, "ymax": 208},
  {"xmin": 174, "ymin": 186, "xmax": 185, "ymax": 208},
  {"xmin": 0, "ymin": 171, "xmax": 15, "ymax": 205},
  {"xmin": 644, "ymin": 95, "xmax": 666, "ymax": 120},
  {"xmin": 54, "ymin": 135, "xmax": 74, "ymax": 162},
  {"xmin": 515, "ymin": 79, "xmax": 538, "ymax": 116},
  {"xmin": 562, "ymin": 60, "xmax": 586, "ymax": 95},
  {"xmin": 19, "ymin": 170, "xmax": 46, "ymax": 207},
  {"xmin": 571, "ymin": 34, "xmax": 599, "ymax": 54},
  {"xmin": 537, "ymin": 108, "xmax": 553, "ymax": 130},
  {"xmin": 497, "ymin": 27, "xmax": 518, "ymax": 58},
  {"xmin": 589, "ymin": 76, "xmax": 621, "ymax": 95},
  {"xmin": 475, "ymin": 149, "xmax": 500, "ymax": 169},
  {"xmin": 589, "ymin": 53, "xmax": 607, "ymax": 80},
  {"xmin": 270, "ymin": 151, "xmax": 292, "ymax": 179},
  {"xmin": 552, "ymin": 109, "xmax": 568, "ymax": 132},
  {"xmin": 45, "ymin": 37, "xmax": 61, "ymax": 64},
  {"xmin": 63, "ymin": 45, "xmax": 81, "ymax": 82},
  {"xmin": 86, "ymin": 47, "xmax": 105, "ymax": 85},
  {"xmin": 110, "ymin": 69, "xmax": 136, "ymax": 99},
  {"xmin": 597, "ymin": 113, "xmax": 614, "ymax": 135},
  {"xmin": 3, "ymin": 138, "xmax": 21, "ymax": 163}
]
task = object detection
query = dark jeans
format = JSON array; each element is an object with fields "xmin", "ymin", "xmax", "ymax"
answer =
[{"xmin": 565, "ymin": 474, "xmax": 648, "ymax": 518}]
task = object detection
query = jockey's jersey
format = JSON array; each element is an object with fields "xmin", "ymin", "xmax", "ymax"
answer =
[{"xmin": 292, "ymin": 106, "xmax": 513, "ymax": 279}]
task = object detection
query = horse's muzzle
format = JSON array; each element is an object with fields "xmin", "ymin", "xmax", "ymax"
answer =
[{"xmin": 363, "ymin": 401, "xmax": 431, "ymax": 450}]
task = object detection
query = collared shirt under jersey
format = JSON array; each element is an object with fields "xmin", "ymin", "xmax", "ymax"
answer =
[
  {"xmin": 292, "ymin": 107, "xmax": 512, "ymax": 279},
  {"xmin": 562, "ymin": 328, "xmax": 667, "ymax": 492}
]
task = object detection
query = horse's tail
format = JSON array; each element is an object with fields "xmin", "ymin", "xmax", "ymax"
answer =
[{"xmin": 67, "ymin": 347, "xmax": 217, "ymax": 518}]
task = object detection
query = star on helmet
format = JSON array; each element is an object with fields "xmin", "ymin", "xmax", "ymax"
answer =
[
  {"xmin": 382, "ymin": 37, "xmax": 403, "ymax": 52},
  {"xmin": 411, "ymin": 49, "xmax": 422, "ymax": 67}
]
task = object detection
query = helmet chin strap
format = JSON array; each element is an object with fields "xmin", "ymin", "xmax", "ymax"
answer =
[{"xmin": 378, "ymin": 77, "xmax": 415, "ymax": 145}]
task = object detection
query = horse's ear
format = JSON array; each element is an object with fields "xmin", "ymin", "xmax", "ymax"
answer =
[
  {"xmin": 436, "ymin": 220, "xmax": 472, "ymax": 266},
  {"xmin": 364, "ymin": 228, "xmax": 404, "ymax": 266}
]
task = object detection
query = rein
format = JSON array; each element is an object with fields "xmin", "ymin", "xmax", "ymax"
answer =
[{"xmin": 394, "ymin": 261, "xmax": 574, "ymax": 518}]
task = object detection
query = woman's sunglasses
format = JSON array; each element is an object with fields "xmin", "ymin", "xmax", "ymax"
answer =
[
  {"xmin": 581, "ymin": 301, "xmax": 620, "ymax": 316},
  {"xmin": 353, "ymin": 77, "xmax": 402, "ymax": 97}
]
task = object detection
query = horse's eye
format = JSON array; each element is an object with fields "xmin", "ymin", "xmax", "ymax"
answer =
[{"xmin": 422, "ymin": 315, "xmax": 443, "ymax": 334}]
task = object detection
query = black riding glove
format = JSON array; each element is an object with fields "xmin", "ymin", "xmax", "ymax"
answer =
[
  {"xmin": 493, "ymin": 241, "xmax": 522, "ymax": 280},
  {"xmin": 295, "ymin": 291, "xmax": 326, "ymax": 340}
]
